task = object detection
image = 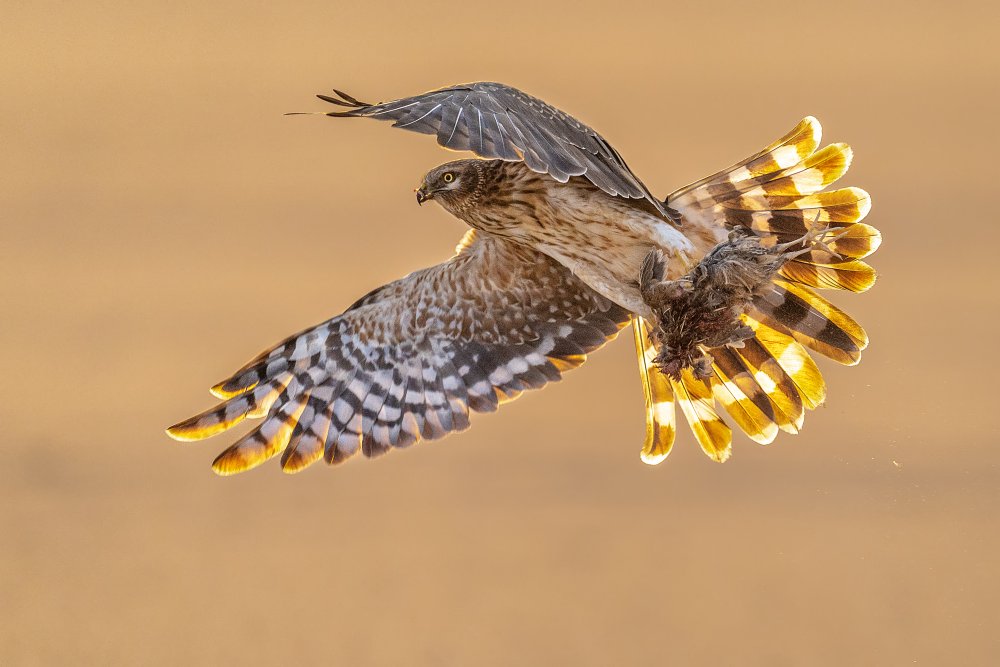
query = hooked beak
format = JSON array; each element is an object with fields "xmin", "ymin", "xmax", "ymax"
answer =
[{"xmin": 415, "ymin": 184, "xmax": 432, "ymax": 206}]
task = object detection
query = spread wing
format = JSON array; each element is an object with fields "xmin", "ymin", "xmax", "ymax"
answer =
[
  {"xmin": 312, "ymin": 82, "xmax": 672, "ymax": 219},
  {"xmin": 167, "ymin": 231, "xmax": 630, "ymax": 475}
]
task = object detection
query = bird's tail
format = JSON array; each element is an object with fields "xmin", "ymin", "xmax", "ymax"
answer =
[{"xmin": 635, "ymin": 117, "xmax": 880, "ymax": 463}]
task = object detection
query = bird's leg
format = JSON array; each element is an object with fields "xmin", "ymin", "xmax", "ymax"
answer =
[
  {"xmin": 638, "ymin": 245, "xmax": 736, "ymax": 381},
  {"xmin": 639, "ymin": 249, "xmax": 689, "ymax": 312},
  {"xmin": 769, "ymin": 212, "xmax": 851, "ymax": 260}
]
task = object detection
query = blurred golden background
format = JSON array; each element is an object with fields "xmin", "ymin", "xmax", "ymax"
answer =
[{"xmin": 3, "ymin": 0, "xmax": 997, "ymax": 664}]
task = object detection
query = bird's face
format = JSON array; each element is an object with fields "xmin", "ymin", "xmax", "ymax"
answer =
[{"xmin": 415, "ymin": 160, "xmax": 481, "ymax": 212}]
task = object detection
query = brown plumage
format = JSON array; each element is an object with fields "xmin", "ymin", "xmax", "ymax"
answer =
[{"xmin": 168, "ymin": 83, "xmax": 880, "ymax": 473}]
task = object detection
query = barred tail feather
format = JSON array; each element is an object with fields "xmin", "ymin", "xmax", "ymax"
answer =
[
  {"xmin": 639, "ymin": 319, "xmax": 836, "ymax": 462},
  {"xmin": 730, "ymin": 337, "xmax": 805, "ymax": 434},
  {"xmin": 647, "ymin": 115, "xmax": 879, "ymax": 461},
  {"xmin": 750, "ymin": 143, "xmax": 853, "ymax": 196},
  {"xmin": 667, "ymin": 115, "xmax": 881, "ymax": 301},
  {"xmin": 778, "ymin": 253, "xmax": 876, "ymax": 293},
  {"xmin": 633, "ymin": 317, "xmax": 676, "ymax": 465},
  {"xmin": 668, "ymin": 117, "xmax": 823, "ymax": 208},
  {"xmin": 635, "ymin": 316, "xmax": 833, "ymax": 462},
  {"xmin": 710, "ymin": 348, "xmax": 780, "ymax": 426},
  {"xmin": 752, "ymin": 280, "xmax": 868, "ymax": 365},
  {"xmin": 742, "ymin": 315, "xmax": 826, "ymax": 410},
  {"xmin": 698, "ymin": 321, "xmax": 826, "ymax": 450},
  {"xmin": 671, "ymin": 368, "xmax": 732, "ymax": 462},
  {"xmin": 710, "ymin": 352, "xmax": 779, "ymax": 445}
]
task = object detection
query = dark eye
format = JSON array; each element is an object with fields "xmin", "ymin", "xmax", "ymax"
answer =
[{"xmin": 442, "ymin": 172, "xmax": 455, "ymax": 183}]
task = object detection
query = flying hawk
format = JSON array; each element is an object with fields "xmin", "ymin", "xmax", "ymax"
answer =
[{"xmin": 167, "ymin": 82, "xmax": 879, "ymax": 474}]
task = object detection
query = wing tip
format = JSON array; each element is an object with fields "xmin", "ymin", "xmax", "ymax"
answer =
[
  {"xmin": 165, "ymin": 415, "xmax": 238, "ymax": 442},
  {"xmin": 210, "ymin": 374, "xmax": 260, "ymax": 399},
  {"xmin": 280, "ymin": 453, "xmax": 318, "ymax": 474},
  {"xmin": 210, "ymin": 381, "xmax": 243, "ymax": 399},
  {"xmin": 211, "ymin": 462, "xmax": 243, "ymax": 477},
  {"xmin": 211, "ymin": 450, "xmax": 264, "ymax": 476},
  {"xmin": 316, "ymin": 91, "xmax": 370, "ymax": 108},
  {"xmin": 165, "ymin": 424, "xmax": 198, "ymax": 442}
]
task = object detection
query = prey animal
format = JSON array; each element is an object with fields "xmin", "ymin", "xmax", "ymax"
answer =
[{"xmin": 168, "ymin": 82, "xmax": 880, "ymax": 473}]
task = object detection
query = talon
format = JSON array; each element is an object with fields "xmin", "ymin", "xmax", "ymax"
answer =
[
  {"xmin": 811, "ymin": 225, "xmax": 852, "ymax": 258},
  {"xmin": 771, "ymin": 212, "xmax": 851, "ymax": 260}
]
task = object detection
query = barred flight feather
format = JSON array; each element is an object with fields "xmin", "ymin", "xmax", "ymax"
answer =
[
  {"xmin": 167, "ymin": 232, "xmax": 629, "ymax": 474},
  {"xmin": 281, "ymin": 387, "xmax": 335, "ymax": 473},
  {"xmin": 212, "ymin": 391, "xmax": 310, "ymax": 475},
  {"xmin": 173, "ymin": 107, "xmax": 878, "ymax": 469},
  {"xmin": 167, "ymin": 372, "xmax": 293, "ymax": 441}
]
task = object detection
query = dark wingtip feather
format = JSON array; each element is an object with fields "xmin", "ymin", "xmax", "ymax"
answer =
[
  {"xmin": 331, "ymin": 88, "xmax": 371, "ymax": 106},
  {"xmin": 316, "ymin": 91, "xmax": 371, "ymax": 108},
  {"xmin": 315, "ymin": 93, "xmax": 370, "ymax": 117},
  {"xmin": 316, "ymin": 93, "xmax": 357, "ymax": 107}
]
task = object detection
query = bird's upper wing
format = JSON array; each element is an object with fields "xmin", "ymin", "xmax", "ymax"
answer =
[
  {"xmin": 167, "ymin": 231, "xmax": 630, "ymax": 475},
  {"xmin": 313, "ymin": 82, "xmax": 670, "ymax": 218}
]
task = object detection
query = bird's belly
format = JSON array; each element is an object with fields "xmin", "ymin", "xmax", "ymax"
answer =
[
  {"xmin": 524, "ymin": 203, "xmax": 707, "ymax": 317},
  {"xmin": 535, "ymin": 236, "xmax": 652, "ymax": 316}
]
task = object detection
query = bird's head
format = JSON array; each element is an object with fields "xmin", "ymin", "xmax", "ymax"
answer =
[{"xmin": 415, "ymin": 160, "xmax": 483, "ymax": 213}]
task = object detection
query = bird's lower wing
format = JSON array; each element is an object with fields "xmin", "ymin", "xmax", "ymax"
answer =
[{"xmin": 167, "ymin": 231, "xmax": 629, "ymax": 475}]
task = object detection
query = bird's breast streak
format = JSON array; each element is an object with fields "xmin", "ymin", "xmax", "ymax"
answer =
[{"xmin": 507, "ymin": 187, "xmax": 705, "ymax": 316}]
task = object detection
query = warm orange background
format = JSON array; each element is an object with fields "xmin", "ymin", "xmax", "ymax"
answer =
[{"xmin": 3, "ymin": 1, "xmax": 997, "ymax": 664}]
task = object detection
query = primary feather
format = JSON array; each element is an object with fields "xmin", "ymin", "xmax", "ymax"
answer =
[
  {"xmin": 168, "ymin": 233, "xmax": 629, "ymax": 474},
  {"xmin": 171, "ymin": 84, "xmax": 880, "ymax": 472}
]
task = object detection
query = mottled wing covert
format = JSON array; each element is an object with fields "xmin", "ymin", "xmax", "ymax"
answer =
[
  {"xmin": 314, "ymin": 82, "xmax": 671, "ymax": 218},
  {"xmin": 167, "ymin": 231, "xmax": 629, "ymax": 474}
]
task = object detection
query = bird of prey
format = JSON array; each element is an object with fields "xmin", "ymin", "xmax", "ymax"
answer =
[{"xmin": 167, "ymin": 82, "xmax": 879, "ymax": 474}]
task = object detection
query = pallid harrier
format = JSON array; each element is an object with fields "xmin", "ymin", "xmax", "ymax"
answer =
[{"xmin": 168, "ymin": 82, "xmax": 879, "ymax": 474}]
